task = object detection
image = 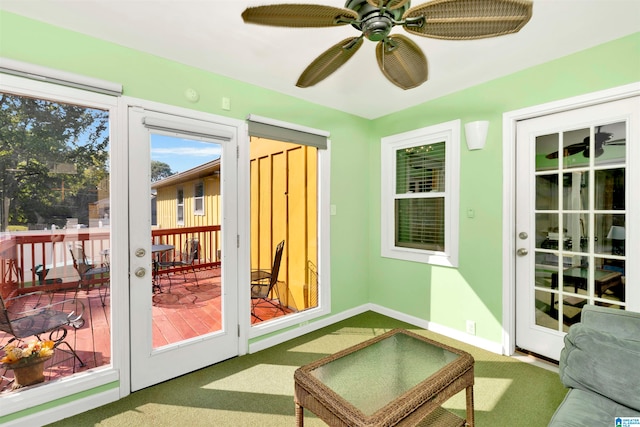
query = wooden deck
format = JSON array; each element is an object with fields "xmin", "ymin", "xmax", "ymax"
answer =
[{"xmin": 0, "ymin": 268, "xmax": 291, "ymax": 394}]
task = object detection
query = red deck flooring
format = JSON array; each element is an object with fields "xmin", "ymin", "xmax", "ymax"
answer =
[{"xmin": 1, "ymin": 267, "xmax": 291, "ymax": 394}]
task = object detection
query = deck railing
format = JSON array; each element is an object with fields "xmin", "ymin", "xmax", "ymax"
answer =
[{"xmin": 0, "ymin": 225, "xmax": 221, "ymax": 300}]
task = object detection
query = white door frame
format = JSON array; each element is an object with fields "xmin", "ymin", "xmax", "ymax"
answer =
[
  {"xmin": 501, "ymin": 82, "xmax": 640, "ymax": 356},
  {"xmin": 124, "ymin": 97, "xmax": 249, "ymax": 391}
]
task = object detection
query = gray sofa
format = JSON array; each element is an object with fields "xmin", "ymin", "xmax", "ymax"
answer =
[{"xmin": 548, "ymin": 305, "xmax": 640, "ymax": 426}]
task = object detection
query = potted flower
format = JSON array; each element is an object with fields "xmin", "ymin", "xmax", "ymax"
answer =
[{"xmin": 1, "ymin": 340, "xmax": 54, "ymax": 389}]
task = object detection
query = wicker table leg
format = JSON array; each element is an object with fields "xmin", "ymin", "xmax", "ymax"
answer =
[
  {"xmin": 295, "ymin": 402, "xmax": 304, "ymax": 427},
  {"xmin": 465, "ymin": 385, "xmax": 475, "ymax": 427}
]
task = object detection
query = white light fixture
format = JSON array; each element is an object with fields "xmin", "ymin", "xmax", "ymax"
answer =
[
  {"xmin": 464, "ymin": 121, "xmax": 489, "ymax": 151},
  {"xmin": 607, "ymin": 225, "xmax": 625, "ymax": 240},
  {"xmin": 607, "ymin": 225, "xmax": 625, "ymax": 255}
]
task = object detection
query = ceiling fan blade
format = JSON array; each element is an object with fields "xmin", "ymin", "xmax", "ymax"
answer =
[
  {"xmin": 242, "ymin": 4, "xmax": 358, "ymax": 27},
  {"xmin": 606, "ymin": 139, "xmax": 626, "ymax": 146},
  {"xmin": 365, "ymin": 0, "xmax": 410, "ymax": 10},
  {"xmin": 402, "ymin": 0, "xmax": 533, "ymax": 40},
  {"xmin": 545, "ymin": 143, "xmax": 587, "ymax": 159},
  {"xmin": 297, "ymin": 37, "xmax": 364, "ymax": 88},
  {"xmin": 376, "ymin": 34, "xmax": 428, "ymax": 90}
]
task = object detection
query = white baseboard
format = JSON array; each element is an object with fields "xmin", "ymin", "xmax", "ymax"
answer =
[
  {"xmin": 368, "ymin": 304, "xmax": 504, "ymax": 354},
  {"xmin": 249, "ymin": 303, "xmax": 503, "ymax": 355},
  {"xmin": 248, "ymin": 305, "xmax": 369, "ymax": 353}
]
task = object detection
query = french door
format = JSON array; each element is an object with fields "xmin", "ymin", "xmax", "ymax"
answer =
[
  {"xmin": 515, "ymin": 96, "xmax": 639, "ymax": 361},
  {"xmin": 128, "ymin": 106, "xmax": 239, "ymax": 390}
]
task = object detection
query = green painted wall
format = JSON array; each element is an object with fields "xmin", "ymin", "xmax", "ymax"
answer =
[
  {"xmin": 369, "ymin": 32, "xmax": 640, "ymax": 343},
  {"xmin": 1, "ymin": 8, "xmax": 639, "ymax": 422}
]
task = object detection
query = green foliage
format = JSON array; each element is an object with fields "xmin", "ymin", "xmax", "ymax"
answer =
[
  {"xmin": 151, "ymin": 160, "xmax": 174, "ymax": 182},
  {"xmin": 0, "ymin": 93, "xmax": 109, "ymax": 230}
]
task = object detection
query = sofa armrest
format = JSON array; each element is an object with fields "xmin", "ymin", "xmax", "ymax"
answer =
[
  {"xmin": 560, "ymin": 319, "xmax": 640, "ymax": 411},
  {"xmin": 580, "ymin": 305, "xmax": 640, "ymax": 340}
]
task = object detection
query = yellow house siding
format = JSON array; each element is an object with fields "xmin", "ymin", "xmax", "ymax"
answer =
[
  {"xmin": 154, "ymin": 176, "xmax": 221, "ymax": 262},
  {"xmin": 250, "ymin": 138, "xmax": 317, "ymax": 312}
]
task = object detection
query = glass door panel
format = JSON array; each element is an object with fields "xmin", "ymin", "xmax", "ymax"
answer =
[
  {"xmin": 0, "ymin": 92, "xmax": 111, "ymax": 392},
  {"xmin": 149, "ymin": 134, "xmax": 223, "ymax": 348}
]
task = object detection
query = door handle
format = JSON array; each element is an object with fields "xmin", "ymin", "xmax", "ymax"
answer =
[
  {"xmin": 134, "ymin": 267, "xmax": 146, "ymax": 278},
  {"xmin": 517, "ymin": 248, "xmax": 528, "ymax": 256},
  {"xmin": 135, "ymin": 248, "xmax": 146, "ymax": 258}
]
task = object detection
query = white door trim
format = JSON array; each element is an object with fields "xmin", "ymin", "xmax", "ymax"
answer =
[{"xmin": 501, "ymin": 82, "xmax": 640, "ymax": 356}]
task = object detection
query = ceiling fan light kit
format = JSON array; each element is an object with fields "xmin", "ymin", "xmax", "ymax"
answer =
[{"xmin": 242, "ymin": 0, "xmax": 533, "ymax": 89}]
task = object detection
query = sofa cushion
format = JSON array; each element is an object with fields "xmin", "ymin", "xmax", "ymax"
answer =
[
  {"xmin": 548, "ymin": 388, "xmax": 640, "ymax": 427},
  {"xmin": 559, "ymin": 323, "xmax": 640, "ymax": 411},
  {"xmin": 581, "ymin": 305, "xmax": 640, "ymax": 341}
]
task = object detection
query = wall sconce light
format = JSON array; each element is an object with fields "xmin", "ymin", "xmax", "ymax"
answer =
[{"xmin": 464, "ymin": 121, "xmax": 489, "ymax": 151}]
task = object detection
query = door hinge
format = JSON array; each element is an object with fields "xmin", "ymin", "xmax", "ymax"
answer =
[
  {"xmin": 237, "ymin": 234, "xmax": 240, "ymax": 248},
  {"xmin": 238, "ymin": 325, "xmax": 240, "ymax": 337},
  {"xmin": 236, "ymin": 146, "xmax": 239, "ymax": 159}
]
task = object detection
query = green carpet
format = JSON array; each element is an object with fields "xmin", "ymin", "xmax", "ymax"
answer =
[{"xmin": 48, "ymin": 312, "xmax": 567, "ymax": 426}]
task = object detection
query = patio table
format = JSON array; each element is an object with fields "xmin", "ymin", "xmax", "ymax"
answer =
[{"xmin": 294, "ymin": 328, "xmax": 474, "ymax": 426}]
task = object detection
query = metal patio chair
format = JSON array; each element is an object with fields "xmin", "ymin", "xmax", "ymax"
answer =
[
  {"xmin": 156, "ymin": 238, "xmax": 199, "ymax": 292},
  {"xmin": 69, "ymin": 244, "xmax": 110, "ymax": 307},
  {"xmin": 251, "ymin": 240, "xmax": 286, "ymax": 321},
  {"xmin": 0, "ymin": 292, "xmax": 86, "ymax": 369}
]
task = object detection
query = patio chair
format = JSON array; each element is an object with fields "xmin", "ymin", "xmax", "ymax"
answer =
[
  {"xmin": 0, "ymin": 291, "xmax": 86, "ymax": 368},
  {"xmin": 69, "ymin": 244, "xmax": 110, "ymax": 307},
  {"xmin": 156, "ymin": 238, "xmax": 199, "ymax": 292},
  {"xmin": 251, "ymin": 240, "xmax": 286, "ymax": 321}
]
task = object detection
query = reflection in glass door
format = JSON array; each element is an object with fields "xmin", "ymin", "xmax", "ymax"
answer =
[
  {"xmin": 534, "ymin": 122, "xmax": 627, "ymax": 332},
  {"xmin": 516, "ymin": 96, "xmax": 638, "ymax": 361}
]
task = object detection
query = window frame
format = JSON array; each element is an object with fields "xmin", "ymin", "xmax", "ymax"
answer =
[
  {"xmin": 193, "ymin": 181, "xmax": 204, "ymax": 216},
  {"xmin": 381, "ymin": 120, "xmax": 460, "ymax": 267},
  {"xmin": 176, "ymin": 187, "xmax": 185, "ymax": 225},
  {"xmin": 244, "ymin": 116, "xmax": 331, "ymax": 342}
]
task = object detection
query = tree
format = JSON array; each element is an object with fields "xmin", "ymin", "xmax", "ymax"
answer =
[
  {"xmin": 151, "ymin": 160, "xmax": 174, "ymax": 182},
  {"xmin": 0, "ymin": 92, "xmax": 109, "ymax": 231}
]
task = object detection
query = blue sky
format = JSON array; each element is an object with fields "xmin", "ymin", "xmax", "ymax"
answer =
[{"xmin": 151, "ymin": 134, "xmax": 222, "ymax": 173}]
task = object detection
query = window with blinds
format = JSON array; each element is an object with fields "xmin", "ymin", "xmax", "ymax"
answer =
[
  {"xmin": 395, "ymin": 143, "xmax": 446, "ymax": 250},
  {"xmin": 381, "ymin": 120, "xmax": 460, "ymax": 267}
]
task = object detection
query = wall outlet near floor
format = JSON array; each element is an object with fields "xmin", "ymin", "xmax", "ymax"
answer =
[{"xmin": 466, "ymin": 320, "xmax": 476, "ymax": 335}]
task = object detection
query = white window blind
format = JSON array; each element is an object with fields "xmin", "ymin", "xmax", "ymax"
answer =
[{"xmin": 395, "ymin": 142, "xmax": 446, "ymax": 251}]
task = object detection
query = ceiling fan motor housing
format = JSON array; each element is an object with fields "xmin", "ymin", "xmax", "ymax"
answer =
[{"xmin": 345, "ymin": 0, "xmax": 409, "ymax": 41}]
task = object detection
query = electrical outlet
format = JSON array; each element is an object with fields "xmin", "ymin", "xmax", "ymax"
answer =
[{"xmin": 466, "ymin": 320, "xmax": 476, "ymax": 335}]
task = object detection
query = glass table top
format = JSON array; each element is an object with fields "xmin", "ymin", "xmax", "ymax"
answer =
[{"xmin": 309, "ymin": 332, "xmax": 460, "ymax": 416}]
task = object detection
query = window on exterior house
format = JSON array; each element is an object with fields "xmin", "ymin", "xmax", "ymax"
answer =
[
  {"xmin": 194, "ymin": 182, "xmax": 204, "ymax": 215},
  {"xmin": 381, "ymin": 120, "xmax": 460, "ymax": 267},
  {"xmin": 177, "ymin": 187, "xmax": 184, "ymax": 225}
]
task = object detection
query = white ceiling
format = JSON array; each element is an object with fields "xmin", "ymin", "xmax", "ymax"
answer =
[{"xmin": 1, "ymin": 0, "xmax": 639, "ymax": 119}]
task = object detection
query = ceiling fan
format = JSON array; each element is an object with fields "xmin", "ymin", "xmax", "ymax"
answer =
[
  {"xmin": 546, "ymin": 128, "xmax": 626, "ymax": 159},
  {"xmin": 242, "ymin": 0, "xmax": 533, "ymax": 89}
]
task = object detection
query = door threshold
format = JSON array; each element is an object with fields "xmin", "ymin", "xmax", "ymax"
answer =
[{"xmin": 513, "ymin": 348, "xmax": 559, "ymax": 373}]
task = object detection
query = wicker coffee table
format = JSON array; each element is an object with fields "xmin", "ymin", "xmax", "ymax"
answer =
[{"xmin": 294, "ymin": 328, "xmax": 474, "ymax": 426}]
